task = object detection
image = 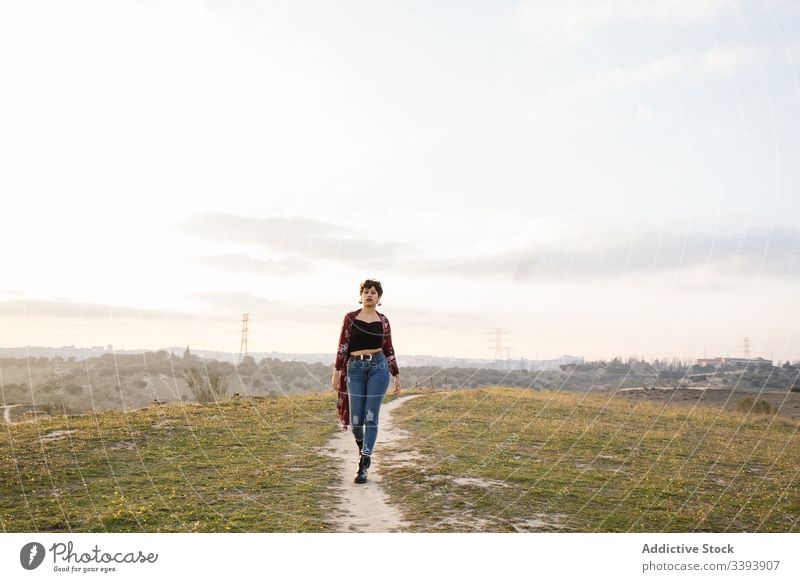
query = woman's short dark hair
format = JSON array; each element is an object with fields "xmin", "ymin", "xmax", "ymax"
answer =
[{"xmin": 360, "ymin": 279, "xmax": 383, "ymax": 297}]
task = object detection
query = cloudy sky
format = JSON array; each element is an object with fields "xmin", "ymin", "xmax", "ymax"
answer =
[{"xmin": 1, "ymin": 0, "xmax": 799, "ymax": 363}]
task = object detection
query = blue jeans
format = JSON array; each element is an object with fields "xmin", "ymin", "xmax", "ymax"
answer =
[{"xmin": 347, "ymin": 352, "xmax": 391, "ymax": 456}]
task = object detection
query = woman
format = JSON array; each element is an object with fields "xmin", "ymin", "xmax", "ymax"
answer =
[{"xmin": 332, "ymin": 279, "xmax": 401, "ymax": 484}]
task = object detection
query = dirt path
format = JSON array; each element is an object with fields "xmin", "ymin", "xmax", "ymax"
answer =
[{"xmin": 322, "ymin": 393, "xmax": 425, "ymax": 533}]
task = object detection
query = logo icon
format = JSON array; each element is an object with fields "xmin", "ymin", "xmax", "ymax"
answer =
[{"xmin": 20, "ymin": 542, "xmax": 46, "ymax": 570}]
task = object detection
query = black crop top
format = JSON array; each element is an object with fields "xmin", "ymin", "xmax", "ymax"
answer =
[{"xmin": 348, "ymin": 319, "xmax": 383, "ymax": 352}]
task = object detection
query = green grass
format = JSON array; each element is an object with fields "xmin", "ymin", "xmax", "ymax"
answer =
[
  {"xmin": 0, "ymin": 393, "xmax": 342, "ymax": 532},
  {"xmin": 380, "ymin": 387, "xmax": 800, "ymax": 532},
  {"xmin": 4, "ymin": 386, "xmax": 798, "ymax": 533}
]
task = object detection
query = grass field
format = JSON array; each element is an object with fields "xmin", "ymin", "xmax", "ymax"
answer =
[
  {"xmin": 380, "ymin": 387, "xmax": 800, "ymax": 532},
  {"xmin": 2, "ymin": 386, "xmax": 798, "ymax": 532},
  {"xmin": 0, "ymin": 393, "xmax": 341, "ymax": 532}
]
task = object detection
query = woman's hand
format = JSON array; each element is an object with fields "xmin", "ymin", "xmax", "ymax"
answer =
[
  {"xmin": 393, "ymin": 376, "xmax": 402, "ymax": 395},
  {"xmin": 331, "ymin": 370, "xmax": 340, "ymax": 391}
]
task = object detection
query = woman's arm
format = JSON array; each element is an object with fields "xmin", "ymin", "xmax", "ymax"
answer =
[{"xmin": 382, "ymin": 316, "xmax": 400, "ymax": 377}]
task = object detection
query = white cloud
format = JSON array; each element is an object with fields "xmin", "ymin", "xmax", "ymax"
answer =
[
  {"xmin": 515, "ymin": 0, "xmax": 739, "ymax": 47},
  {"xmin": 566, "ymin": 55, "xmax": 685, "ymax": 95},
  {"xmin": 636, "ymin": 104, "xmax": 655, "ymax": 120},
  {"xmin": 514, "ymin": 0, "xmax": 613, "ymax": 47},
  {"xmin": 702, "ymin": 45, "xmax": 757, "ymax": 74},
  {"xmin": 540, "ymin": 43, "xmax": 762, "ymax": 104}
]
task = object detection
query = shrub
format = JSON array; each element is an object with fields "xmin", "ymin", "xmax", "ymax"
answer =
[
  {"xmin": 735, "ymin": 396, "xmax": 775, "ymax": 415},
  {"xmin": 183, "ymin": 366, "xmax": 229, "ymax": 404}
]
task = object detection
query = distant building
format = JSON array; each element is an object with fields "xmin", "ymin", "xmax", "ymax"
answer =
[
  {"xmin": 696, "ymin": 356, "xmax": 772, "ymax": 368},
  {"xmin": 530, "ymin": 354, "xmax": 585, "ymax": 372}
]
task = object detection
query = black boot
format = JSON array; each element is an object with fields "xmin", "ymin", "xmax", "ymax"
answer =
[
  {"xmin": 354, "ymin": 453, "xmax": 371, "ymax": 484},
  {"xmin": 356, "ymin": 438, "xmax": 364, "ymax": 461}
]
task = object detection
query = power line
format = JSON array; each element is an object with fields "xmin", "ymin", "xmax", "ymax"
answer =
[
  {"xmin": 239, "ymin": 313, "xmax": 249, "ymax": 362},
  {"xmin": 487, "ymin": 328, "xmax": 509, "ymax": 365}
]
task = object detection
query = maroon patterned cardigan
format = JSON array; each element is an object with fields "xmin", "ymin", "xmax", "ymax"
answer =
[{"xmin": 335, "ymin": 308, "xmax": 400, "ymax": 430}]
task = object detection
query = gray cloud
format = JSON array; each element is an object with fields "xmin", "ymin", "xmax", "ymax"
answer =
[
  {"xmin": 407, "ymin": 223, "xmax": 800, "ymax": 282},
  {"xmin": 182, "ymin": 291, "xmax": 483, "ymax": 326},
  {"xmin": 0, "ymin": 298, "xmax": 198, "ymax": 320},
  {"xmin": 179, "ymin": 213, "xmax": 416, "ymax": 272},
  {"xmin": 179, "ymin": 212, "xmax": 800, "ymax": 284},
  {"xmin": 180, "ymin": 291, "xmax": 331, "ymax": 324},
  {"xmin": 1, "ymin": 292, "xmax": 478, "ymax": 330}
]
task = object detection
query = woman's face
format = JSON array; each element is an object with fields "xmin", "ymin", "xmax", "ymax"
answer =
[{"xmin": 361, "ymin": 286, "xmax": 380, "ymax": 306}]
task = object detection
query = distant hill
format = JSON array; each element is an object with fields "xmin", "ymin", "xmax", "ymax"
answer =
[
  {"xmin": 0, "ymin": 345, "xmax": 575, "ymax": 369},
  {"xmin": 1, "ymin": 350, "xmax": 797, "ymax": 418}
]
